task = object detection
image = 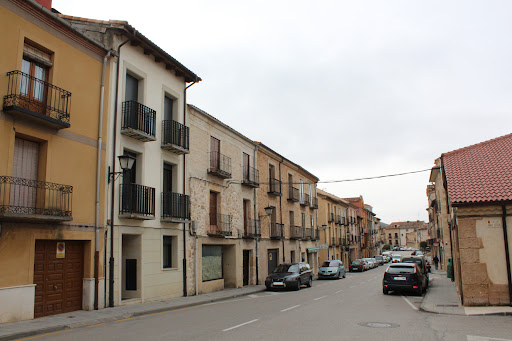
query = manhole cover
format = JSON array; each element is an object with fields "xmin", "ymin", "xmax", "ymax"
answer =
[{"xmin": 359, "ymin": 322, "xmax": 399, "ymax": 328}]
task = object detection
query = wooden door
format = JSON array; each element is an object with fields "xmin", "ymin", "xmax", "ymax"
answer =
[
  {"xmin": 125, "ymin": 74, "xmax": 138, "ymax": 102},
  {"xmin": 243, "ymin": 250, "xmax": 250, "ymax": 286},
  {"xmin": 20, "ymin": 57, "xmax": 48, "ymax": 115},
  {"xmin": 243, "ymin": 199, "xmax": 249, "ymax": 234},
  {"xmin": 210, "ymin": 137, "xmax": 220, "ymax": 170},
  {"xmin": 209, "ymin": 191, "xmax": 218, "ymax": 227},
  {"xmin": 243, "ymin": 153, "xmax": 250, "ymax": 180},
  {"xmin": 12, "ymin": 138, "xmax": 39, "ymax": 211},
  {"xmin": 34, "ymin": 240, "xmax": 83, "ymax": 318},
  {"xmin": 268, "ymin": 249, "xmax": 278, "ymax": 274}
]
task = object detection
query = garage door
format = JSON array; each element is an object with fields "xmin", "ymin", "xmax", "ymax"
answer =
[{"xmin": 34, "ymin": 240, "xmax": 84, "ymax": 318}]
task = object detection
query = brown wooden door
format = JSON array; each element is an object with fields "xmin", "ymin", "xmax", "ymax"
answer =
[
  {"xmin": 34, "ymin": 240, "xmax": 83, "ymax": 318},
  {"xmin": 243, "ymin": 199, "xmax": 249, "ymax": 234},
  {"xmin": 210, "ymin": 137, "xmax": 220, "ymax": 170},
  {"xmin": 209, "ymin": 191, "xmax": 218, "ymax": 227},
  {"xmin": 243, "ymin": 153, "xmax": 250, "ymax": 180}
]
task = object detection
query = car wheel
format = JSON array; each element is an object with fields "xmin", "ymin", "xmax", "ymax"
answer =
[
  {"xmin": 416, "ymin": 285, "xmax": 423, "ymax": 296},
  {"xmin": 306, "ymin": 276, "xmax": 312, "ymax": 287},
  {"xmin": 383, "ymin": 287, "xmax": 389, "ymax": 295},
  {"xmin": 295, "ymin": 279, "xmax": 301, "ymax": 290}
]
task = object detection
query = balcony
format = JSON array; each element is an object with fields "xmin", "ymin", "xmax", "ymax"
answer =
[
  {"xmin": 336, "ymin": 215, "xmax": 342, "ymax": 225},
  {"xmin": 300, "ymin": 193, "xmax": 310, "ymax": 206},
  {"xmin": 303, "ymin": 228, "xmax": 312, "ymax": 241},
  {"xmin": 0, "ymin": 176, "xmax": 72, "ymax": 222},
  {"xmin": 121, "ymin": 100, "xmax": 157, "ymax": 142},
  {"xmin": 119, "ymin": 183, "xmax": 155, "ymax": 220},
  {"xmin": 161, "ymin": 192, "xmax": 190, "ymax": 222},
  {"xmin": 328, "ymin": 213, "xmax": 335, "ymax": 223},
  {"xmin": 268, "ymin": 178, "xmax": 282, "ymax": 196},
  {"xmin": 311, "ymin": 228, "xmax": 319, "ymax": 241},
  {"xmin": 243, "ymin": 219, "xmax": 260, "ymax": 239},
  {"xmin": 207, "ymin": 213, "xmax": 232, "ymax": 237},
  {"xmin": 289, "ymin": 225, "xmax": 303, "ymax": 240},
  {"xmin": 3, "ymin": 70, "xmax": 71, "ymax": 129},
  {"xmin": 330, "ymin": 237, "xmax": 336, "ymax": 247},
  {"xmin": 161, "ymin": 120, "xmax": 189, "ymax": 154},
  {"xmin": 208, "ymin": 151, "xmax": 232, "ymax": 179},
  {"xmin": 288, "ymin": 186, "xmax": 299, "ymax": 202},
  {"xmin": 270, "ymin": 222, "xmax": 284, "ymax": 240},
  {"xmin": 310, "ymin": 197, "xmax": 318, "ymax": 209},
  {"xmin": 242, "ymin": 165, "xmax": 259, "ymax": 188}
]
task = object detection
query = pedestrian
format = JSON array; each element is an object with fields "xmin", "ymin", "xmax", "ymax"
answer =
[{"xmin": 433, "ymin": 255, "xmax": 439, "ymax": 270}]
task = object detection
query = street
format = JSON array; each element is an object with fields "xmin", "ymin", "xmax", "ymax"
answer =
[{"xmin": 24, "ymin": 254, "xmax": 511, "ymax": 341}]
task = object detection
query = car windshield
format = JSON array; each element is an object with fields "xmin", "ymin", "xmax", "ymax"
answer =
[
  {"xmin": 321, "ymin": 261, "xmax": 339, "ymax": 267},
  {"xmin": 351, "ymin": 260, "xmax": 361, "ymax": 265},
  {"xmin": 387, "ymin": 266, "xmax": 415, "ymax": 274},
  {"xmin": 375, "ymin": 256, "xmax": 383, "ymax": 260},
  {"xmin": 273, "ymin": 264, "xmax": 299, "ymax": 273},
  {"xmin": 402, "ymin": 258, "xmax": 422, "ymax": 265}
]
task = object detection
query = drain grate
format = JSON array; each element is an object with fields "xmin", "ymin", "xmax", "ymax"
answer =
[{"xmin": 359, "ymin": 322, "xmax": 399, "ymax": 328}]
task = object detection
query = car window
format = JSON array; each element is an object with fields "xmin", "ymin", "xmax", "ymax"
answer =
[
  {"xmin": 322, "ymin": 261, "xmax": 340, "ymax": 267},
  {"xmin": 352, "ymin": 260, "xmax": 361, "ymax": 265},
  {"xmin": 387, "ymin": 266, "xmax": 415, "ymax": 274},
  {"xmin": 274, "ymin": 264, "xmax": 299, "ymax": 273}
]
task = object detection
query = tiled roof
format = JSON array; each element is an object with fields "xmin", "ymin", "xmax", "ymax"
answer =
[
  {"xmin": 442, "ymin": 133, "xmax": 512, "ymax": 204},
  {"xmin": 386, "ymin": 221, "xmax": 427, "ymax": 229}
]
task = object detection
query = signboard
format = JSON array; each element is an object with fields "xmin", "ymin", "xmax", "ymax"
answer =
[
  {"xmin": 307, "ymin": 248, "xmax": 319, "ymax": 253},
  {"xmin": 319, "ymin": 244, "xmax": 328, "ymax": 249},
  {"xmin": 487, "ymin": 219, "xmax": 502, "ymax": 228},
  {"xmin": 56, "ymin": 242, "xmax": 65, "ymax": 259}
]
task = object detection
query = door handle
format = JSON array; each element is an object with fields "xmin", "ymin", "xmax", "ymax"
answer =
[{"xmin": 53, "ymin": 285, "xmax": 58, "ymax": 290}]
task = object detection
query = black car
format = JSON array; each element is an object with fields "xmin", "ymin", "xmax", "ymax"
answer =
[
  {"xmin": 349, "ymin": 259, "xmax": 365, "ymax": 272},
  {"xmin": 382, "ymin": 263, "xmax": 428, "ymax": 295},
  {"xmin": 401, "ymin": 256, "xmax": 429, "ymax": 286},
  {"xmin": 265, "ymin": 262, "xmax": 313, "ymax": 290}
]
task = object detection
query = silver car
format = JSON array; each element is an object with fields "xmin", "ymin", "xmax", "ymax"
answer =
[{"xmin": 318, "ymin": 260, "xmax": 346, "ymax": 279}]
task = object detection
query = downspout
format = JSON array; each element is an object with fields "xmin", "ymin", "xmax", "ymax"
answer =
[
  {"xmin": 279, "ymin": 158, "xmax": 284, "ymax": 262},
  {"xmin": 109, "ymin": 32, "xmax": 136, "ymax": 308},
  {"xmin": 253, "ymin": 144, "xmax": 259, "ymax": 284},
  {"xmin": 183, "ymin": 81, "xmax": 197, "ymax": 297},
  {"xmin": 95, "ymin": 49, "xmax": 113, "ymax": 310},
  {"xmin": 501, "ymin": 205, "xmax": 512, "ymax": 306},
  {"xmin": 440, "ymin": 157, "xmax": 455, "ymax": 282}
]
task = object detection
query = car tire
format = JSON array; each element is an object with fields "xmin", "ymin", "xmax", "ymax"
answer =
[
  {"xmin": 306, "ymin": 276, "xmax": 312, "ymax": 287},
  {"xmin": 416, "ymin": 285, "xmax": 423, "ymax": 296},
  {"xmin": 295, "ymin": 279, "xmax": 301, "ymax": 290},
  {"xmin": 383, "ymin": 288, "xmax": 389, "ymax": 295}
]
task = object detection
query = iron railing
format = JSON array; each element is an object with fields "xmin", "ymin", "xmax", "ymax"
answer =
[
  {"xmin": 161, "ymin": 192, "xmax": 190, "ymax": 220},
  {"xmin": 0, "ymin": 176, "xmax": 72, "ymax": 217},
  {"xmin": 328, "ymin": 213, "xmax": 335, "ymax": 222},
  {"xmin": 289, "ymin": 225, "xmax": 303, "ymax": 240},
  {"xmin": 208, "ymin": 151, "xmax": 232, "ymax": 178},
  {"xmin": 310, "ymin": 197, "xmax": 318, "ymax": 209},
  {"xmin": 304, "ymin": 228, "xmax": 313, "ymax": 240},
  {"xmin": 336, "ymin": 215, "xmax": 342, "ymax": 225},
  {"xmin": 120, "ymin": 183, "xmax": 155, "ymax": 218},
  {"xmin": 121, "ymin": 100, "xmax": 156, "ymax": 140},
  {"xmin": 207, "ymin": 213, "xmax": 232, "ymax": 236},
  {"xmin": 242, "ymin": 165, "xmax": 259, "ymax": 187},
  {"xmin": 330, "ymin": 237, "xmax": 336, "ymax": 246},
  {"xmin": 268, "ymin": 178, "xmax": 281, "ymax": 196},
  {"xmin": 301, "ymin": 193, "xmax": 310, "ymax": 206},
  {"xmin": 288, "ymin": 186, "xmax": 299, "ymax": 202},
  {"xmin": 162, "ymin": 120, "xmax": 189, "ymax": 152},
  {"xmin": 4, "ymin": 70, "xmax": 71, "ymax": 126},
  {"xmin": 311, "ymin": 228, "xmax": 319, "ymax": 241},
  {"xmin": 243, "ymin": 219, "xmax": 260, "ymax": 238},
  {"xmin": 270, "ymin": 222, "xmax": 284, "ymax": 239}
]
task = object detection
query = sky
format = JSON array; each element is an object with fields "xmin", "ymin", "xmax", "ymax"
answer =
[{"xmin": 54, "ymin": 0, "xmax": 512, "ymax": 224}]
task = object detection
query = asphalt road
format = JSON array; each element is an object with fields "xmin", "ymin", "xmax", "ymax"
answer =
[{"xmin": 23, "ymin": 252, "xmax": 511, "ymax": 341}]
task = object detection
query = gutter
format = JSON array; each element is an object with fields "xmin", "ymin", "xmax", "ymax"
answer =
[
  {"xmin": 501, "ymin": 205, "xmax": 512, "ymax": 306},
  {"xmin": 253, "ymin": 144, "xmax": 259, "ymax": 284}
]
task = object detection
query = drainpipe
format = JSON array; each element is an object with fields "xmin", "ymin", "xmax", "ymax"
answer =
[
  {"xmin": 253, "ymin": 144, "xmax": 259, "ymax": 284},
  {"xmin": 94, "ymin": 49, "xmax": 113, "ymax": 310},
  {"xmin": 279, "ymin": 158, "xmax": 284, "ymax": 262},
  {"xmin": 183, "ymin": 81, "xmax": 197, "ymax": 297},
  {"xmin": 109, "ymin": 32, "xmax": 136, "ymax": 308},
  {"xmin": 440, "ymin": 157, "xmax": 455, "ymax": 282},
  {"xmin": 501, "ymin": 205, "xmax": 512, "ymax": 306}
]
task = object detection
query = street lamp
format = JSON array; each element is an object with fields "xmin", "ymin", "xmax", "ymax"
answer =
[
  {"xmin": 322, "ymin": 224, "xmax": 329, "ymax": 260},
  {"xmin": 108, "ymin": 154, "xmax": 136, "ymax": 308}
]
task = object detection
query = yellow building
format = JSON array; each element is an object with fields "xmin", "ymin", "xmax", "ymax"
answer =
[{"xmin": 0, "ymin": 0, "xmax": 111, "ymax": 322}]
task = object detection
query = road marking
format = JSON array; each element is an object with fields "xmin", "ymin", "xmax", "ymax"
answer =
[
  {"xmin": 16, "ymin": 330, "xmax": 70, "ymax": 340},
  {"xmin": 87, "ymin": 323, "xmax": 105, "ymax": 327},
  {"xmin": 401, "ymin": 295, "xmax": 419, "ymax": 311},
  {"xmin": 467, "ymin": 335, "xmax": 512, "ymax": 341},
  {"xmin": 223, "ymin": 319, "xmax": 259, "ymax": 332},
  {"xmin": 116, "ymin": 317, "xmax": 135, "ymax": 322},
  {"xmin": 281, "ymin": 305, "xmax": 301, "ymax": 312},
  {"xmin": 335, "ymin": 289, "xmax": 343, "ymax": 293},
  {"xmin": 314, "ymin": 295, "xmax": 327, "ymax": 301}
]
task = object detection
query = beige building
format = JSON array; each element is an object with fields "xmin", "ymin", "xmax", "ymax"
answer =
[
  {"xmin": 256, "ymin": 143, "xmax": 319, "ymax": 281},
  {"xmin": 0, "ymin": 0, "xmax": 111, "ymax": 322},
  {"xmin": 186, "ymin": 105, "xmax": 259, "ymax": 294}
]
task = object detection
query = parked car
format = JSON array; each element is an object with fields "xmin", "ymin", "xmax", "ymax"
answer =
[
  {"xmin": 362, "ymin": 258, "xmax": 375, "ymax": 269},
  {"xmin": 318, "ymin": 260, "xmax": 346, "ymax": 279},
  {"xmin": 375, "ymin": 255, "xmax": 384, "ymax": 265},
  {"xmin": 401, "ymin": 256, "xmax": 429, "ymax": 286},
  {"xmin": 391, "ymin": 254, "xmax": 402, "ymax": 263},
  {"xmin": 350, "ymin": 259, "xmax": 365, "ymax": 272},
  {"xmin": 382, "ymin": 263, "xmax": 428, "ymax": 295},
  {"xmin": 411, "ymin": 250, "xmax": 424, "ymax": 256},
  {"xmin": 265, "ymin": 262, "xmax": 312, "ymax": 290}
]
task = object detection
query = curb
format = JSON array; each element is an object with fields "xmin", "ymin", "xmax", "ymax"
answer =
[{"xmin": 0, "ymin": 326, "xmax": 70, "ymax": 341}]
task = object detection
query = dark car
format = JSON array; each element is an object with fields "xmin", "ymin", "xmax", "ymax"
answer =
[
  {"xmin": 265, "ymin": 262, "xmax": 312, "ymax": 290},
  {"xmin": 349, "ymin": 259, "xmax": 365, "ymax": 272},
  {"xmin": 318, "ymin": 260, "xmax": 346, "ymax": 279},
  {"xmin": 401, "ymin": 256, "xmax": 429, "ymax": 286},
  {"xmin": 382, "ymin": 263, "xmax": 428, "ymax": 295}
]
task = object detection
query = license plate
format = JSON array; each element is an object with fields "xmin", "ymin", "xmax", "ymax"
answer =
[
  {"xmin": 394, "ymin": 276, "xmax": 406, "ymax": 280},
  {"xmin": 272, "ymin": 282, "xmax": 284, "ymax": 286}
]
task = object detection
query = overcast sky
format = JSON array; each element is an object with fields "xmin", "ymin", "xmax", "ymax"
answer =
[{"xmin": 55, "ymin": 0, "xmax": 512, "ymax": 224}]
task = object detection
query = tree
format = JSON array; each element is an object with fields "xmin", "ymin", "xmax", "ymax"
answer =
[{"xmin": 382, "ymin": 244, "xmax": 391, "ymax": 251}]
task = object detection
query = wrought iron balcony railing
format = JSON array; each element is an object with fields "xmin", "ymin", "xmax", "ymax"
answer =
[
  {"xmin": 242, "ymin": 165, "xmax": 259, "ymax": 188},
  {"xmin": 310, "ymin": 197, "xmax": 318, "ymax": 209},
  {"xmin": 312, "ymin": 228, "xmax": 319, "ymax": 241},
  {"xmin": 288, "ymin": 186, "xmax": 299, "ymax": 202},
  {"xmin": 328, "ymin": 213, "xmax": 335, "ymax": 222},
  {"xmin": 300, "ymin": 193, "xmax": 310, "ymax": 206},
  {"xmin": 268, "ymin": 178, "xmax": 282, "ymax": 196},
  {"xmin": 208, "ymin": 151, "xmax": 232, "ymax": 179},
  {"xmin": 3, "ymin": 70, "xmax": 71, "ymax": 129},
  {"xmin": 119, "ymin": 183, "xmax": 155, "ymax": 219},
  {"xmin": 0, "ymin": 176, "xmax": 72, "ymax": 221},
  {"xmin": 243, "ymin": 219, "xmax": 260, "ymax": 238},
  {"xmin": 336, "ymin": 215, "xmax": 342, "ymax": 225},
  {"xmin": 302, "ymin": 227, "xmax": 311, "ymax": 241},
  {"xmin": 289, "ymin": 225, "xmax": 303, "ymax": 240},
  {"xmin": 270, "ymin": 222, "xmax": 284, "ymax": 240},
  {"xmin": 161, "ymin": 120, "xmax": 189, "ymax": 154},
  {"xmin": 207, "ymin": 213, "xmax": 232, "ymax": 237},
  {"xmin": 304, "ymin": 227, "xmax": 313, "ymax": 240},
  {"xmin": 121, "ymin": 100, "xmax": 157, "ymax": 141},
  {"xmin": 161, "ymin": 192, "xmax": 190, "ymax": 221},
  {"xmin": 330, "ymin": 237, "xmax": 336, "ymax": 246}
]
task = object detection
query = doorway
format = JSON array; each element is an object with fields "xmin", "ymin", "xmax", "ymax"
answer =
[
  {"xmin": 267, "ymin": 249, "xmax": 278, "ymax": 275},
  {"xmin": 243, "ymin": 250, "xmax": 250, "ymax": 286}
]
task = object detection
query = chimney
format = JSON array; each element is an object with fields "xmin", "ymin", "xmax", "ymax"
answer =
[{"xmin": 35, "ymin": 0, "xmax": 52, "ymax": 10}]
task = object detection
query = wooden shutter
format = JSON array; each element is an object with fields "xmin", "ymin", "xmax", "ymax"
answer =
[
  {"xmin": 209, "ymin": 192, "xmax": 218, "ymax": 226},
  {"xmin": 12, "ymin": 138, "xmax": 39, "ymax": 210}
]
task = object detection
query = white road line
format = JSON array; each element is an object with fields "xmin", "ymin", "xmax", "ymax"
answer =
[
  {"xmin": 222, "ymin": 319, "xmax": 259, "ymax": 332},
  {"xmin": 281, "ymin": 305, "xmax": 301, "ymax": 312},
  {"xmin": 314, "ymin": 295, "xmax": 327, "ymax": 301},
  {"xmin": 401, "ymin": 295, "xmax": 419, "ymax": 311},
  {"xmin": 248, "ymin": 294, "xmax": 258, "ymax": 298},
  {"xmin": 467, "ymin": 335, "xmax": 512, "ymax": 341},
  {"xmin": 335, "ymin": 290, "xmax": 343, "ymax": 294}
]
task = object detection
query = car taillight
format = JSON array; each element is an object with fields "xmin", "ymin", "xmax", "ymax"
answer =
[
  {"xmin": 412, "ymin": 286, "xmax": 418, "ymax": 289},
  {"xmin": 384, "ymin": 284, "xmax": 388, "ymax": 287}
]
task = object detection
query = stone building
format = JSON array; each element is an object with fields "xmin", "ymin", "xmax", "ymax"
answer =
[{"xmin": 429, "ymin": 133, "xmax": 512, "ymax": 306}]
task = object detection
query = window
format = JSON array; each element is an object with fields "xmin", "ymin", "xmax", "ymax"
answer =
[
  {"xmin": 209, "ymin": 191, "xmax": 218, "ymax": 226},
  {"xmin": 163, "ymin": 236, "xmax": 175, "ymax": 269},
  {"xmin": 163, "ymin": 163, "xmax": 173, "ymax": 193},
  {"xmin": 202, "ymin": 245, "xmax": 222, "ymax": 281},
  {"xmin": 122, "ymin": 151, "xmax": 137, "ymax": 184},
  {"xmin": 299, "ymin": 179, "xmax": 304, "ymax": 201},
  {"xmin": 125, "ymin": 73, "xmax": 139, "ymax": 102},
  {"xmin": 210, "ymin": 137, "xmax": 220, "ymax": 170},
  {"xmin": 310, "ymin": 215, "xmax": 314, "ymax": 228},
  {"xmin": 243, "ymin": 153, "xmax": 250, "ymax": 180},
  {"xmin": 289, "ymin": 211, "xmax": 295, "ymax": 226},
  {"xmin": 301, "ymin": 213, "xmax": 306, "ymax": 228},
  {"xmin": 164, "ymin": 95, "xmax": 173, "ymax": 121}
]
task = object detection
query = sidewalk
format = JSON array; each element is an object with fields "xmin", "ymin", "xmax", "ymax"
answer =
[
  {"xmin": 0, "ymin": 285, "xmax": 266, "ymax": 341},
  {"xmin": 420, "ymin": 269, "xmax": 512, "ymax": 316}
]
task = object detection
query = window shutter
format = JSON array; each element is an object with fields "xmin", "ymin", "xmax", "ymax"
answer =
[{"xmin": 23, "ymin": 43, "xmax": 52, "ymax": 67}]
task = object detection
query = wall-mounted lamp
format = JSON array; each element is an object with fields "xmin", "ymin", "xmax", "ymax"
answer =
[{"xmin": 108, "ymin": 154, "xmax": 136, "ymax": 183}]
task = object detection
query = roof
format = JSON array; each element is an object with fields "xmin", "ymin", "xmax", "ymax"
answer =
[
  {"xmin": 441, "ymin": 133, "xmax": 512, "ymax": 205},
  {"xmin": 386, "ymin": 221, "xmax": 427, "ymax": 230},
  {"xmin": 317, "ymin": 189, "xmax": 350, "ymax": 206}
]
